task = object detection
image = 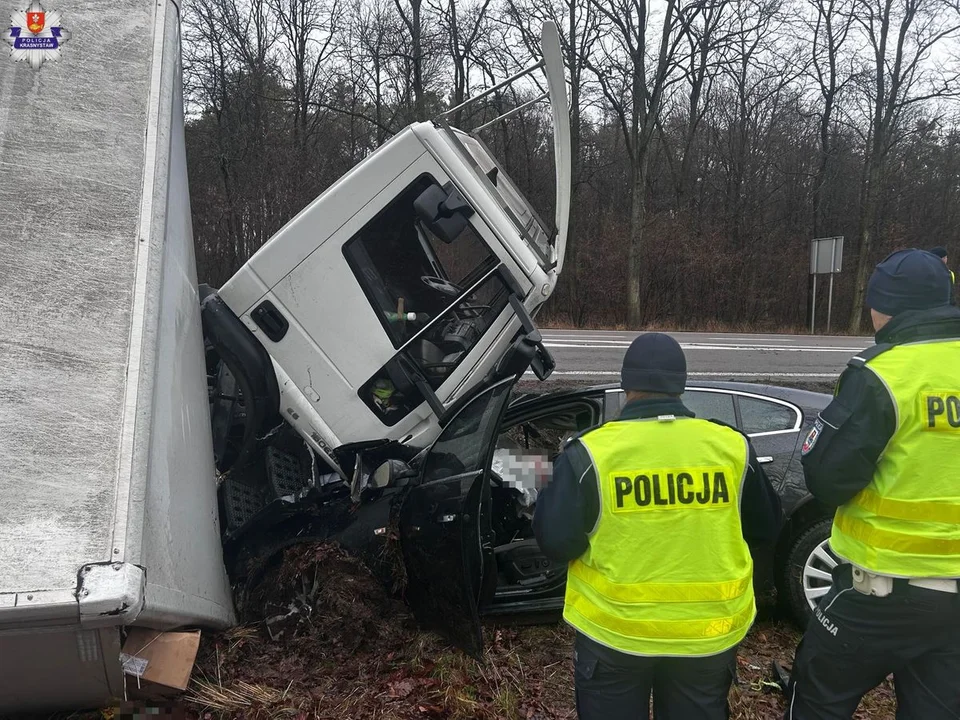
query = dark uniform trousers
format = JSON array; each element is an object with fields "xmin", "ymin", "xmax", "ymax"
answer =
[
  {"xmin": 786, "ymin": 563, "xmax": 960, "ymax": 719},
  {"xmin": 574, "ymin": 631, "xmax": 738, "ymax": 720}
]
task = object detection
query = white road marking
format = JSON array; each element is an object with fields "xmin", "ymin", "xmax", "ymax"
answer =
[
  {"xmin": 525, "ymin": 371, "xmax": 840, "ymax": 378},
  {"xmin": 541, "ymin": 333, "xmax": 632, "ymax": 339},
  {"xmin": 543, "ymin": 342, "xmax": 868, "ymax": 353},
  {"xmin": 540, "ymin": 328, "xmax": 873, "ymax": 343},
  {"xmin": 708, "ymin": 337, "xmax": 796, "ymax": 343}
]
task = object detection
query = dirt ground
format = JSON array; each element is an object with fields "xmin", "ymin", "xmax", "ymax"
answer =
[
  {"xmin": 169, "ymin": 542, "xmax": 894, "ymax": 720},
  {"xmin": 32, "ymin": 541, "xmax": 895, "ymax": 720}
]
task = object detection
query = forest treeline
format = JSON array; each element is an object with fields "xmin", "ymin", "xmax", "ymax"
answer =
[{"xmin": 183, "ymin": 0, "xmax": 960, "ymax": 332}]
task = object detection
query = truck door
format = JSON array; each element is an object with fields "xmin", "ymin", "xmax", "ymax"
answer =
[{"xmin": 398, "ymin": 377, "xmax": 515, "ymax": 656}]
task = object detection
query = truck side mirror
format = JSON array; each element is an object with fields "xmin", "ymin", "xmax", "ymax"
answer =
[
  {"xmin": 490, "ymin": 334, "xmax": 538, "ymax": 381},
  {"xmin": 414, "ymin": 181, "xmax": 475, "ymax": 243}
]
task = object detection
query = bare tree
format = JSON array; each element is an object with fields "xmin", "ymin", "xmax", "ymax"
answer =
[
  {"xmin": 718, "ymin": 0, "xmax": 801, "ymax": 248},
  {"xmin": 847, "ymin": 0, "xmax": 960, "ymax": 331},
  {"xmin": 268, "ymin": 0, "xmax": 341, "ymax": 144},
  {"xmin": 504, "ymin": 0, "xmax": 603, "ymax": 324},
  {"xmin": 346, "ymin": 0, "xmax": 406, "ymax": 144},
  {"xmin": 393, "ymin": 0, "xmax": 427, "ymax": 118},
  {"xmin": 182, "ymin": 0, "xmax": 281, "ymax": 275},
  {"xmin": 428, "ymin": 0, "xmax": 494, "ymax": 126},
  {"xmin": 662, "ymin": 0, "xmax": 734, "ymax": 213},
  {"xmin": 588, "ymin": 0, "xmax": 688, "ymax": 326},
  {"xmin": 807, "ymin": 0, "xmax": 857, "ymax": 236},
  {"xmin": 180, "ymin": 0, "xmax": 960, "ymax": 330}
]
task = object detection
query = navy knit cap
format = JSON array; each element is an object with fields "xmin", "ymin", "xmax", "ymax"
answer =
[
  {"xmin": 866, "ymin": 248, "xmax": 952, "ymax": 316},
  {"xmin": 621, "ymin": 333, "xmax": 687, "ymax": 394},
  {"xmin": 930, "ymin": 246, "xmax": 948, "ymax": 258}
]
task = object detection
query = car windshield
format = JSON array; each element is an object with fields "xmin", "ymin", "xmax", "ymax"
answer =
[{"xmin": 442, "ymin": 128, "xmax": 554, "ymax": 268}]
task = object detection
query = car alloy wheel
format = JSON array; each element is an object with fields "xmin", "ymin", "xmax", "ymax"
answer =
[{"xmin": 803, "ymin": 538, "xmax": 838, "ymax": 612}]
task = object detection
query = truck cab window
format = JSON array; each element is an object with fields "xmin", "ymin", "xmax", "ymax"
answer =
[
  {"xmin": 346, "ymin": 174, "xmax": 513, "ymax": 425},
  {"xmin": 344, "ymin": 174, "xmax": 499, "ymax": 347}
]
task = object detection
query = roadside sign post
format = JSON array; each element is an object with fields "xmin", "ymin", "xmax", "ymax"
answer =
[{"xmin": 809, "ymin": 236, "xmax": 843, "ymax": 334}]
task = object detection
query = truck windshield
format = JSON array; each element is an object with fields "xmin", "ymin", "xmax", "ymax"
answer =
[{"xmin": 443, "ymin": 128, "xmax": 554, "ymax": 268}]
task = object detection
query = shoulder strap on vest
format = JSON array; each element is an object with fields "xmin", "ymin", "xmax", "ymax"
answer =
[
  {"xmin": 706, "ymin": 417, "xmax": 752, "ymax": 452},
  {"xmin": 562, "ymin": 422, "xmax": 602, "ymax": 449},
  {"xmin": 847, "ymin": 343, "xmax": 894, "ymax": 369},
  {"xmin": 706, "ymin": 417, "xmax": 745, "ymax": 436}
]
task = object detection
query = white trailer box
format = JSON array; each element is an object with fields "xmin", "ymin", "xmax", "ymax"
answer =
[{"xmin": 0, "ymin": 0, "xmax": 235, "ymax": 712}]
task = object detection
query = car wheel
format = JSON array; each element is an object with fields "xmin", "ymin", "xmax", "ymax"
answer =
[{"xmin": 778, "ymin": 518, "xmax": 838, "ymax": 627}]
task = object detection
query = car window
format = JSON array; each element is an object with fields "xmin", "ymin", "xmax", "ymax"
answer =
[
  {"xmin": 604, "ymin": 390, "xmax": 625, "ymax": 420},
  {"xmin": 421, "ymin": 381, "xmax": 513, "ymax": 483},
  {"xmin": 498, "ymin": 403, "xmax": 598, "ymax": 457},
  {"xmin": 681, "ymin": 390, "xmax": 737, "ymax": 426},
  {"xmin": 738, "ymin": 396, "xmax": 798, "ymax": 434}
]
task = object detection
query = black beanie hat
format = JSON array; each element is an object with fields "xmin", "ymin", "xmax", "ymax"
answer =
[
  {"xmin": 930, "ymin": 246, "xmax": 948, "ymax": 258},
  {"xmin": 866, "ymin": 248, "xmax": 952, "ymax": 316},
  {"xmin": 621, "ymin": 333, "xmax": 687, "ymax": 395}
]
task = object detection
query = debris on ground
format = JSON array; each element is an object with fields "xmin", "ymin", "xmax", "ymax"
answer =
[
  {"xmin": 184, "ymin": 542, "xmax": 574, "ymax": 719},
  {"xmin": 173, "ymin": 541, "xmax": 895, "ymax": 720},
  {"xmin": 731, "ymin": 621, "xmax": 895, "ymax": 720}
]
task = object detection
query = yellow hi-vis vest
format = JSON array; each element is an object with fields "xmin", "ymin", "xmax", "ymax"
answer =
[
  {"xmin": 562, "ymin": 416, "xmax": 756, "ymax": 657},
  {"xmin": 831, "ymin": 338, "xmax": 960, "ymax": 577}
]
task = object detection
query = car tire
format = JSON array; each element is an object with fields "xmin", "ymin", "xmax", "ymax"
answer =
[{"xmin": 778, "ymin": 518, "xmax": 838, "ymax": 628}]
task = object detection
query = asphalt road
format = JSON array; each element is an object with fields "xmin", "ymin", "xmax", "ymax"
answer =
[{"xmin": 534, "ymin": 330, "xmax": 874, "ymax": 383}]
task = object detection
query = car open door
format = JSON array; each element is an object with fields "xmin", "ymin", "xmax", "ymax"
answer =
[{"xmin": 398, "ymin": 376, "xmax": 516, "ymax": 656}]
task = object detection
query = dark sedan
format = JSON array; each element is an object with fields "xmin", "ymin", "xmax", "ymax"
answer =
[
  {"xmin": 225, "ymin": 376, "xmax": 843, "ymax": 657},
  {"xmin": 481, "ymin": 381, "xmax": 839, "ymax": 630}
]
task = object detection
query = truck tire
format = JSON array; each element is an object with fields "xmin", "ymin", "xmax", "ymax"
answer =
[
  {"xmin": 200, "ymin": 289, "xmax": 280, "ymax": 473},
  {"xmin": 777, "ymin": 518, "xmax": 836, "ymax": 628}
]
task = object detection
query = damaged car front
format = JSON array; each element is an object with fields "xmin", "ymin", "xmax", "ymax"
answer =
[{"xmin": 205, "ymin": 21, "xmax": 572, "ymax": 657}]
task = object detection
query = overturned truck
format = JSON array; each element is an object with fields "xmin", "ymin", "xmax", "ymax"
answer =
[
  {"xmin": 204, "ymin": 19, "xmax": 572, "ymax": 661},
  {"xmin": 0, "ymin": 0, "xmax": 570, "ymax": 710}
]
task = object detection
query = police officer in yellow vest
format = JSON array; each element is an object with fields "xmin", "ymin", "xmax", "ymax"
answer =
[
  {"xmin": 533, "ymin": 333, "xmax": 782, "ymax": 720},
  {"xmin": 786, "ymin": 248, "xmax": 960, "ymax": 718}
]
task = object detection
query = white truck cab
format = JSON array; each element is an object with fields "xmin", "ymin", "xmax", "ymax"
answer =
[{"xmin": 202, "ymin": 23, "xmax": 571, "ymax": 477}]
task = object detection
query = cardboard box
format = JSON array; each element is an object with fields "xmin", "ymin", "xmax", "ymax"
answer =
[{"xmin": 120, "ymin": 628, "xmax": 201, "ymax": 700}]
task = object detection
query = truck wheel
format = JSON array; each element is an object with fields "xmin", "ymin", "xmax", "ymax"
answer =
[
  {"xmin": 207, "ymin": 355, "xmax": 254, "ymax": 472},
  {"xmin": 777, "ymin": 518, "xmax": 837, "ymax": 627}
]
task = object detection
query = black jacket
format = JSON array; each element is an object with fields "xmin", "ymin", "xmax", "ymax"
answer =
[
  {"xmin": 532, "ymin": 397, "xmax": 784, "ymax": 564},
  {"xmin": 801, "ymin": 305, "xmax": 960, "ymax": 507}
]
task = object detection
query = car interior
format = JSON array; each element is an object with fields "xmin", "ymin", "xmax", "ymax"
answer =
[{"xmin": 484, "ymin": 398, "xmax": 602, "ymax": 614}]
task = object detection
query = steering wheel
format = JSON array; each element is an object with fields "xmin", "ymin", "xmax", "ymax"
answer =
[{"xmin": 421, "ymin": 275, "xmax": 462, "ymax": 297}]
